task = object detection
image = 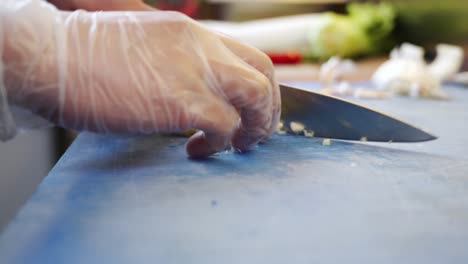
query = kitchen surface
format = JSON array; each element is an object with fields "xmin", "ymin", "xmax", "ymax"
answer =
[
  {"xmin": 1, "ymin": 0, "xmax": 467, "ymax": 263},
  {"xmin": 1, "ymin": 82, "xmax": 468, "ymax": 263}
]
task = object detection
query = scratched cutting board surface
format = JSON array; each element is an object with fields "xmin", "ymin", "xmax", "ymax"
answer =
[{"xmin": 1, "ymin": 84, "xmax": 468, "ymax": 264}]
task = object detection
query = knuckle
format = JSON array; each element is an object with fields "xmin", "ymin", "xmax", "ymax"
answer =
[
  {"xmin": 255, "ymin": 52, "xmax": 275, "ymax": 77},
  {"xmin": 250, "ymin": 74, "xmax": 272, "ymax": 99},
  {"xmin": 259, "ymin": 51, "xmax": 275, "ymax": 70}
]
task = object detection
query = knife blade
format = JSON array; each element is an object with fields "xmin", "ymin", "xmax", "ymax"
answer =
[{"xmin": 279, "ymin": 84, "xmax": 437, "ymax": 142}]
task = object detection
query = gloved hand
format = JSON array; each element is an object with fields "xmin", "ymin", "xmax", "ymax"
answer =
[{"xmin": 1, "ymin": 0, "xmax": 280, "ymax": 158}]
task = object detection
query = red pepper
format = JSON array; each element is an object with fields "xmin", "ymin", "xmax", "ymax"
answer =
[{"xmin": 265, "ymin": 51, "xmax": 302, "ymax": 64}]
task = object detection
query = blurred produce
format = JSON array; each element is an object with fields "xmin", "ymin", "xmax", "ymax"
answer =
[
  {"xmin": 317, "ymin": 57, "xmax": 390, "ymax": 99},
  {"xmin": 319, "ymin": 56, "xmax": 355, "ymax": 86},
  {"xmin": 372, "ymin": 43, "xmax": 464, "ymax": 100},
  {"xmin": 428, "ymin": 44, "xmax": 464, "ymax": 81},
  {"xmin": 453, "ymin": 72, "xmax": 468, "ymax": 86},
  {"xmin": 307, "ymin": 2, "xmax": 396, "ymax": 60},
  {"xmin": 392, "ymin": 0, "xmax": 468, "ymax": 45},
  {"xmin": 203, "ymin": 2, "xmax": 396, "ymax": 61},
  {"xmin": 265, "ymin": 51, "xmax": 302, "ymax": 64},
  {"xmin": 203, "ymin": 14, "xmax": 326, "ymax": 56}
]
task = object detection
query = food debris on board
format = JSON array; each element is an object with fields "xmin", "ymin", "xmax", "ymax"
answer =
[
  {"xmin": 276, "ymin": 121, "xmax": 287, "ymax": 134},
  {"xmin": 372, "ymin": 43, "xmax": 464, "ymax": 100},
  {"xmin": 318, "ymin": 43, "xmax": 464, "ymax": 100},
  {"xmin": 319, "ymin": 83, "xmax": 390, "ymax": 99},
  {"xmin": 289, "ymin": 121, "xmax": 306, "ymax": 134},
  {"xmin": 319, "ymin": 56, "xmax": 356, "ymax": 86},
  {"xmin": 277, "ymin": 121, "xmax": 327, "ymax": 145},
  {"xmin": 286, "ymin": 122, "xmax": 318, "ymax": 139},
  {"xmin": 318, "ymin": 57, "xmax": 390, "ymax": 99},
  {"xmin": 304, "ymin": 130, "xmax": 315, "ymax": 137}
]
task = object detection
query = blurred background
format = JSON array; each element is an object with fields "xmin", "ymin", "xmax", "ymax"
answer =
[{"xmin": 1, "ymin": 0, "xmax": 467, "ymax": 231}]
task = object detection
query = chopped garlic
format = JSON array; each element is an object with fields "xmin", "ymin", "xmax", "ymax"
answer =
[
  {"xmin": 304, "ymin": 130, "xmax": 315, "ymax": 137},
  {"xmin": 277, "ymin": 120, "xmax": 284, "ymax": 131},
  {"xmin": 290, "ymin": 121, "xmax": 305, "ymax": 134},
  {"xmin": 322, "ymin": 138, "xmax": 331, "ymax": 146}
]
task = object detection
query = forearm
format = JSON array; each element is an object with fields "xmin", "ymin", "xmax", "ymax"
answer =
[
  {"xmin": 1, "ymin": 1, "xmax": 61, "ymax": 98},
  {"xmin": 2, "ymin": 4, "xmax": 147, "ymax": 132},
  {"xmin": 1, "ymin": 0, "xmax": 61, "ymax": 139},
  {"xmin": 2, "ymin": 0, "xmax": 157, "ymax": 96}
]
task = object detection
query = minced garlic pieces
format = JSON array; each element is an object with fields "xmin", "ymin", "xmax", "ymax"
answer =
[
  {"xmin": 304, "ymin": 130, "xmax": 315, "ymax": 137},
  {"xmin": 290, "ymin": 121, "xmax": 305, "ymax": 134}
]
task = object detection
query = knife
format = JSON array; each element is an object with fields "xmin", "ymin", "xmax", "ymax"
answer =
[{"xmin": 280, "ymin": 84, "xmax": 437, "ymax": 142}]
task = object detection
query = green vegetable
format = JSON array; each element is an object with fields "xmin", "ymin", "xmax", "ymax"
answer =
[
  {"xmin": 393, "ymin": 0, "xmax": 468, "ymax": 45},
  {"xmin": 305, "ymin": 2, "xmax": 396, "ymax": 60},
  {"xmin": 307, "ymin": 13, "xmax": 370, "ymax": 60}
]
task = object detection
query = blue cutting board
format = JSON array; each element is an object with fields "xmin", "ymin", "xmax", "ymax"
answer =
[{"xmin": 1, "ymin": 84, "xmax": 468, "ymax": 264}]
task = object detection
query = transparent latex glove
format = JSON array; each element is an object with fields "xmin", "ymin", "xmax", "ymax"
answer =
[{"xmin": 1, "ymin": 0, "xmax": 281, "ymax": 158}]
